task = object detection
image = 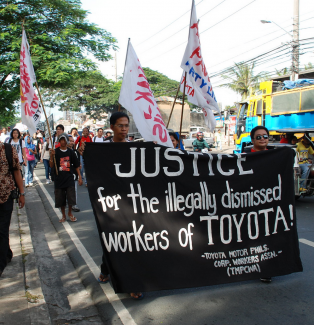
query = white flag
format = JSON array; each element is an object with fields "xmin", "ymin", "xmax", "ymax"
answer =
[
  {"xmin": 180, "ymin": 0, "xmax": 220, "ymax": 131},
  {"xmin": 20, "ymin": 30, "xmax": 42, "ymax": 135},
  {"xmin": 119, "ymin": 41, "xmax": 173, "ymax": 148}
]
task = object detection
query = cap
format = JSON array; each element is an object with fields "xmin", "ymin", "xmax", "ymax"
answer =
[{"xmin": 58, "ymin": 133, "xmax": 69, "ymax": 143}]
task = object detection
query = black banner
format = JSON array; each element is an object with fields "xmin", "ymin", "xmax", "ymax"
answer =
[{"xmin": 84, "ymin": 143, "xmax": 303, "ymax": 293}]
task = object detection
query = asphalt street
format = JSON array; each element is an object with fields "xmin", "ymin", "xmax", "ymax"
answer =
[{"xmin": 31, "ymin": 163, "xmax": 314, "ymax": 325}]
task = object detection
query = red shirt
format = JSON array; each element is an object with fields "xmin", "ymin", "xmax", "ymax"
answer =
[
  {"xmin": 280, "ymin": 138, "xmax": 289, "ymax": 144},
  {"xmin": 75, "ymin": 135, "xmax": 92, "ymax": 147}
]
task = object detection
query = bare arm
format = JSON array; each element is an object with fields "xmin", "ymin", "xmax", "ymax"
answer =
[{"xmin": 13, "ymin": 169, "xmax": 25, "ymax": 208}]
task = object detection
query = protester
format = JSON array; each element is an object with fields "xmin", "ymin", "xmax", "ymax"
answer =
[
  {"xmin": 70, "ymin": 127, "xmax": 79, "ymax": 142},
  {"xmin": 193, "ymin": 132, "xmax": 211, "ymax": 152},
  {"xmin": 49, "ymin": 124, "xmax": 65, "ymax": 149},
  {"xmin": 24, "ymin": 135, "xmax": 37, "ymax": 187},
  {"xmin": 41, "ymin": 137, "xmax": 52, "ymax": 184},
  {"xmin": 290, "ymin": 136, "xmax": 299, "ymax": 145},
  {"xmin": 7, "ymin": 129, "xmax": 27, "ymax": 173},
  {"xmin": 49, "ymin": 133, "xmax": 82, "ymax": 222},
  {"xmin": 296, "ymin": 135, "xmax": 314, "ymax": 190},
  {"xmin": 105, "ymin": 131, "xmax": 112, "ymax": 139},
  {"xmin": 0, "ymin": 128, "xmax": 10, "ymax": 143},
  {"xmin": 75, "ymin": 127, "xmax": 92, "ymax": 187},
  {"xmin": 169, "ymin": 132, "xmax": 180, "ymax": 149},
  {"xmin": 93, "ymin": 128, "xmax": 105, "ymax": 142},
  {"xmin": 68, "ymin": 135, "xmax": 81, "ymax": 212},
  {"xmin": 0, "ymin": 144, "xmax": 25, "ymax": 277},
  {"xmin": 79, "ymin": 112, "xmax": 144, "ymax": 300},
  {"xmin": 249, "ymin": 125, "xmax": 272, "ymax": 283}
]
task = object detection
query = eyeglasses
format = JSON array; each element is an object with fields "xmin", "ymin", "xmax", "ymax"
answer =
[
  {"xmin": 114, "ymin": 124, "xmax": 129, "ymax": 128},
  {"xmin": 254, "ymin": 135, "xmax": 269, "ymax": 140}
]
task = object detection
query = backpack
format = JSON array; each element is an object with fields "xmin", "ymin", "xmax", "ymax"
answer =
[{"xmin": 93, "ymin": 136, "xmax": 105, "ymax": 142}]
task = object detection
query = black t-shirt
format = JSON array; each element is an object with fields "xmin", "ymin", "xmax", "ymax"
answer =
[{"xmin": 54, "ymin": 148, "xmax": 79, "ymax": 189}]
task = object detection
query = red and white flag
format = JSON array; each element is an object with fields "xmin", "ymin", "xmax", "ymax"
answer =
[
  {"xmin": 20, "ymin": 30, "xmax": 41, "ymax": 135},
  {"xmin": 180, "ymin": 0, "xmax": 220, "ymax": 131},
  {"xmin": 119, "ymin": 41, "xmax": 173, "ymax": 148}
]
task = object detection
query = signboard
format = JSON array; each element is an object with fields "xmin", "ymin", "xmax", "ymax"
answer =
[{"xmin": 84, "ymin": 143, "xmax": 302, "ymax": 293}]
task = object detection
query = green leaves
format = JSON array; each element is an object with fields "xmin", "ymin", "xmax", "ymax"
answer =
[{"xmin": 0, "ymin": 0, "xmax": 117, "ymax": 115}]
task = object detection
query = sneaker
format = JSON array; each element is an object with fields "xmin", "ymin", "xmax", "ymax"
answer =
[
  {"xmin": 72, "ymin": 205, "xmax": 80, "ymax": 212},
  {"xmin": 260, "ymin": 277, "xmax": 272, "ymax": 283},
  {"xmin": 25, "ymin": 184, "xmax": 29, "ymax": 188},
  {"xmin": 46, "ymin": 180, "xmax": 50, "ymax": 184},
  {"xmin": 299, "ymin": 187, "xmax": 306, "ymax": 192},
  {"xmin": 48, "ymin": 179, "xmax": 52, "ymax": 184},
  {"xmin": 29, "ymin": 182, "xmax": 33, "ymax": 186}
]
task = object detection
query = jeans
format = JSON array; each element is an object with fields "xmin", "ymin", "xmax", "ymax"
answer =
[
  {"xmin": 0, "ymin": 198, "xmax": 13, "ymax": 273},
  {"xmin": 300, "ymin": 163, "xmax": 311, "ymax": 188},
  {"xmin": 25, "ymin": 160, "xmax": 36, "ymax": 185},
  {"xmin": 80, "ymin": 155, "xmax": 87, "ymax": 184},
  {"xmin": 43, "ymin": 159, "xmax": 51, "ymax": 180}
]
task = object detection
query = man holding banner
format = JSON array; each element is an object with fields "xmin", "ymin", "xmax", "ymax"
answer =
[{"xmin": 80, "ymin": 112, "xmax": 144, "ymax": 300}]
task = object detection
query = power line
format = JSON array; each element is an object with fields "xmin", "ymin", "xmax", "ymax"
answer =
[
  {"xmin": 136, "ymin": 0, "xmax": 205, "ymax": 47},
  {"xmin": 140, "ymin": 0, "xmax": 227, "ymax": 54}
]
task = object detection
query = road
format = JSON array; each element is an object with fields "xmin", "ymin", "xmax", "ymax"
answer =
[{"xmin": 31, "ymin": 163, "xmax": 314, "ymax": 325}]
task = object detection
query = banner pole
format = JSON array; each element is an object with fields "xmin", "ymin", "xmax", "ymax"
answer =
[
  {"xmin": 179, "ymin": 72, "xmax": 187, "ymax": 139},
  {"xmin": 34, "ymin": 82, "xmax": 58, "ymax": 175},
  {"xmin": 166, "ymin": 83, "xmax": 180, "ymax": 129}
]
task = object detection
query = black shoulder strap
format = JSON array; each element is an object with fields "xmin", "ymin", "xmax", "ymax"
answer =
[
  {"xmin": 4, "ymin": 143, "xmax": 13, "ymax": 172},
  {"xmin": 19, "ymin": 138, "xmax": 22, "ymax": 148},
  {"xmin": 53, "ymin": 135, "xmax": 56, "ymax": 147},
  {"xmin": 103, "ymin": 137, "xmax": 105, "ymax": 141},
  {"xmin": 9, "ymin": 138, "xmax": 12, "ymax": 144},
  {"xmin": 93, "ymin": 137, "xmax": 96, "ymax": 142}
]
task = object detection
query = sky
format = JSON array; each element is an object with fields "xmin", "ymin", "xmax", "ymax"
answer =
[{"xmin": 52, "ymin": 0, "xmax": 314, "ymax": 119}]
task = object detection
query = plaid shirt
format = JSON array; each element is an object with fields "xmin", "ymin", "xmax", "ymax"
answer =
[{"xmin": 0, "ymin": 144, "xmax": 20, "ymax": 204}]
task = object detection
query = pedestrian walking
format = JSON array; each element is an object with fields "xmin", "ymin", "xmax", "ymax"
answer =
[
  {"xmin": 79, "ymin": 112, "xmax": 144, "ymax": 300},
  {"xmin": 0, "ymin": 143, "xmax": 25, "ymax": 277},
  {"xmin": 68, "ymin": 135, "xmax": 81, "ymax": 212},
  {"xmin": 7, "ymin": 128, "xmax": 27, "ymax": 177},
  {"xmin": 49, "ymin": 133, "xmax": 82, "ymax": 222},
  {"xmin": 24, "ymin": 135, "xmax": 37, "ymax": 187},
  {"xmin": 93, "ymin": 128, "xmax": 105, "ymax": 142},
  {"xmin": 75, "ymin": 127, "xmax": 92, "ymax": 187},
  {"xmin": 41, "ymin": 137, "xmax": 52, "ymax": 184}
]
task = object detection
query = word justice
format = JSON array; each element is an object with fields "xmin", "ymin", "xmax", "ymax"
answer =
[{"xmin": 113, "ymin": 147, "xmax": 253, "ymax": 178}]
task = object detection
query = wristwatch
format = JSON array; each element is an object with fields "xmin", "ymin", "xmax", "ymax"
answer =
[{"xmin": 20, "ymin": 193, "xmax": 26, "ymax": 196}]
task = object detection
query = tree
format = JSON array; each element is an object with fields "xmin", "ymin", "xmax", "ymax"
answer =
[
  {"xmin": 47, "ymin": 67, "xmax": 182, "ymax": 118},
  {"xmin": 45, "ymin": 71, "xmax": 121, "ymax": 119},
  {"xmin": 142, "ymin": 68, "xmax": 180, "ymax": 98},
  {"xmin": 304, "ymin": 62, "xmax": 313, "ymax": 70},
  {"xmin": 0, "ymin": 0, "xmax": 117, "ymax": 118},
  {"xmin": 219, "ymin": 62, "xmax": 266, "ymax": 100}
]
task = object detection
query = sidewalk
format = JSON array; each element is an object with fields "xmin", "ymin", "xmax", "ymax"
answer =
[
  {"xmin": 0, "ymin": 184, "xmax": 104, "ymax": 324},
  {"xmin": 0, "ymin": 202, "xmax": 50, "ymax": 324}
]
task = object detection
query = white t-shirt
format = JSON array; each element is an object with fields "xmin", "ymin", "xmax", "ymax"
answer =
[
  {"xmin": 9, "ymin": 139, "xmax": 25, "ymax": 163},
  {"xmin": 93, "ymin": 136, "xmax": 105, "ymax": 143},
  {"xmin": 0, "ymin": 133, "xmax": 9, "ymax": 143}
]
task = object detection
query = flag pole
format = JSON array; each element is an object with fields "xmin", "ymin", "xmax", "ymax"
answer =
[
  {"xmin": 179, "ymin": 72, "xmax": 187, "ymax": 139},
  {"xmin": 34, "ymin": 82, "xmax": 58, "ymax": 175},
  {"xmin": 166, "ymin": 82, "xmax": 180, "ymax": 128}
]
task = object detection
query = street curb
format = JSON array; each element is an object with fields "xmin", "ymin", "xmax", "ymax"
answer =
[{"xmin": 16, "ymin": 203, "xmax": 52, "ymax": 324}]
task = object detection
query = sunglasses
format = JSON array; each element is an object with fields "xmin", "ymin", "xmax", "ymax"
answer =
[{"xmin": 254, "ymin": 135, "xmax": 269, "ymax": 140}]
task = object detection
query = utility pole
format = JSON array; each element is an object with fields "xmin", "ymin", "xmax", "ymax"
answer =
[{"xmin": 291, "ymin": 0, "xmax": 299, "ymax": 81}]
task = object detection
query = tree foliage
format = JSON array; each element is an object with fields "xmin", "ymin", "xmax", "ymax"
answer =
[
  {"xmin": 47, "ymin": 67, "xmax": 181, "ymax": 118},
  {"xmin": 275, "ymin": 67, "xmax": 289, "ymax": 76},
  {"xmin": 0, "ymin": 0, "xmax": 117, "ymax": 117},
  {"xmin": 219, "ymin": 62, "xmax": 266, "ymax": 100}
]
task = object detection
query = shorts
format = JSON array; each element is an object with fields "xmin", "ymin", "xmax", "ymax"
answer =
[{"xmin": 54, "ymin": 187, "xmax": 76, "ymax": 208}]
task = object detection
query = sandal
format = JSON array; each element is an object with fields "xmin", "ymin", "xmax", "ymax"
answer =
[
  {"xmin": 68, "ymin": 215, "xmax": 77, "ymax": 222},
  {"xmin": 59, "ymin": 217, "xmax": 66, "ymax": 223},
  {"xmin": 130, "ymin": 292, "xmax": 144, "ymax": 300},
  {"xmin": 97, "ymin": 273, "xmax": 109, "ymax": 284}
]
